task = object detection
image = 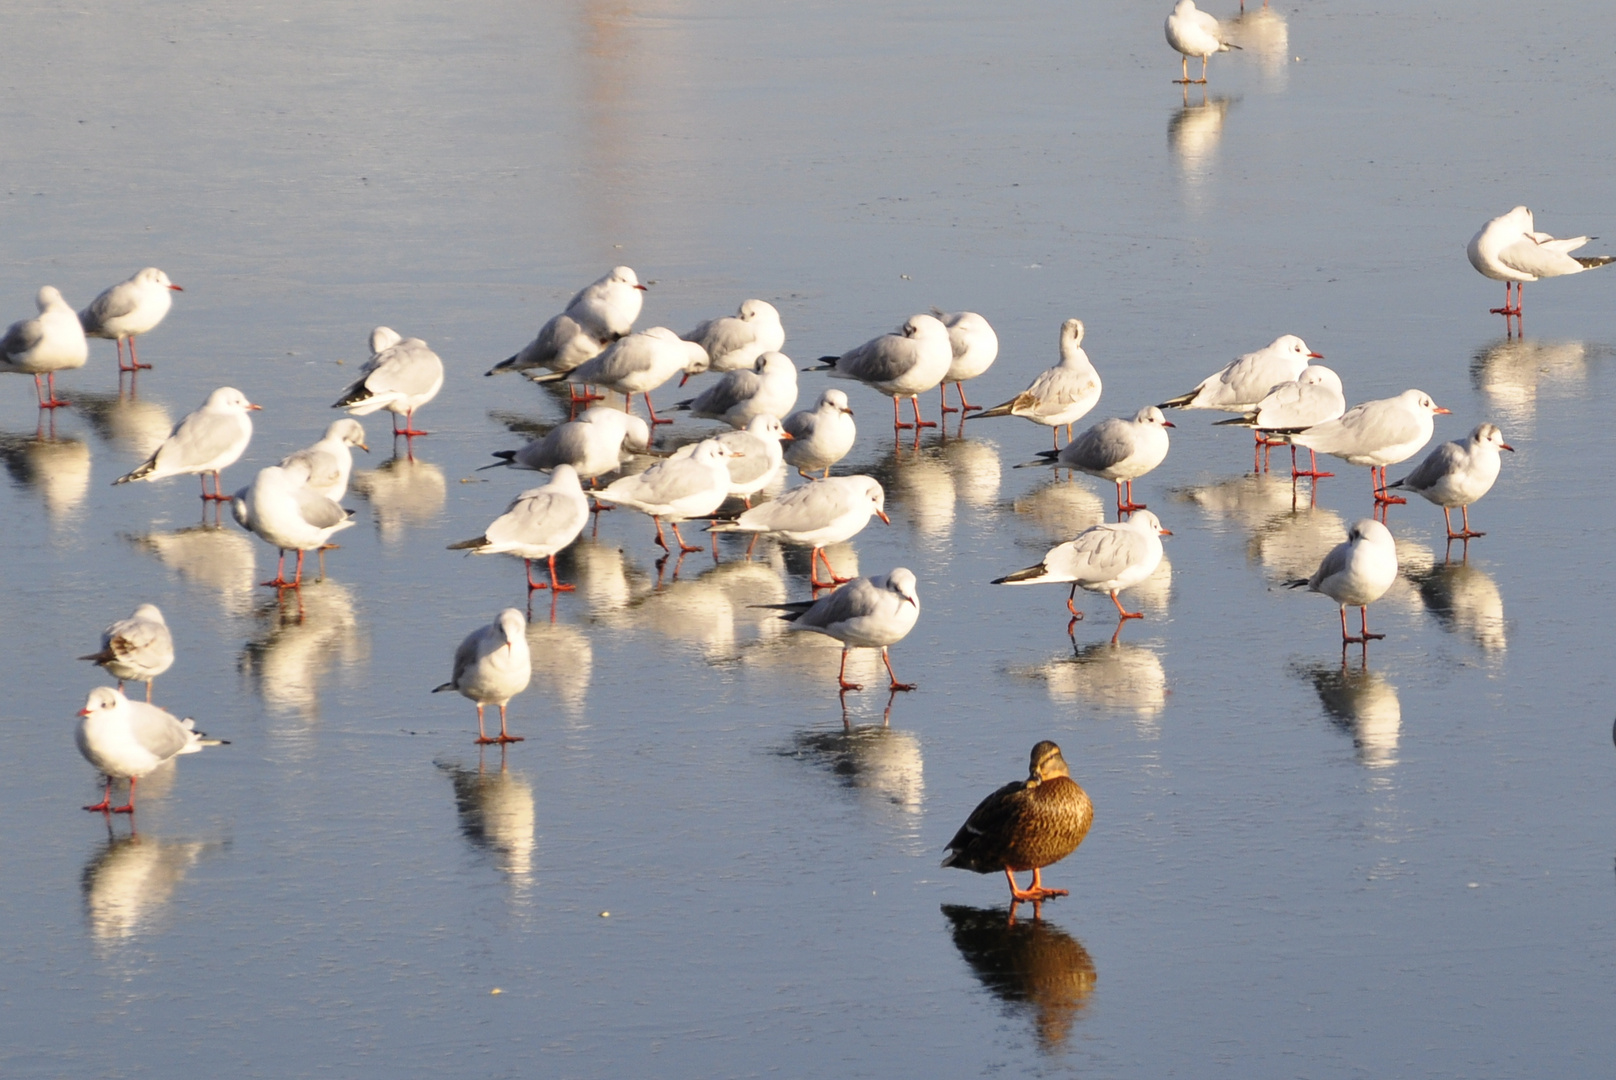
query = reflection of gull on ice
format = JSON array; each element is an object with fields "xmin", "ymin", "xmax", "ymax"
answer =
[
  {"xmin": 525, "ymin": 620, "xmax": 593, "ymax": 715},
  {"xmin": 788, "ymin": 724, "xmax": 924, "ymax": 814},
  {"xmin": 1013, "ymin": 640, "xmax": 1167, "ymax": 723},
  {"xmin": 1296, "ymin": 661, "xmax": 1401, "ymax": 769},
  {"xmin": 1407, "ymin": 558, "xmax": 1506, "ymax": 652},
  {"xmin": 556, "ymin": 536, "xmax": 649, "ymax": 617},
  {"xmin": 1169, "ymin": 96, "xmax": 1234, "ymax": 182},
  {"xmin": 600, "ymin": 553, "xmax": 789, "ymax": 661},
  {"xmin": 238, "ymin": 579, "xmax": 367, "ymax": 721},
  {"xmin": 82, "ymin": 830, "xmax": 221, "ymax": 943},
  {"xmin": 350, "ymin": 454, "xmax": 446, "ymax": 541},
  {"xmin": 941, "ymin": 904, "xmax": 1097, "ymax": 1053},
  {"xmin": 126, "ymin": 524, "xmax": 257, "ymax": 615},
  {"xmin": 867, "ymin": 446, "xmax": 956, "ymax": 542},
  {"xmin": 941, "ymin": 437, "xmax": 1002, "ymax": 510},
  {"xmin": 1470, "ymin": 337, "xmax": 1596, "ymax": 427},
  {"xmin": 71, "ymin": 391, "xmax": 174, "ymax": 458},
  {"xmin": 1011, "ymin": 478, "xmax": 1106, "ymax": 541},
  {"xmin": 0, "ymin": 430, "xmax": 91, "ymax": 519},
  {"xmin": 437, "ymin": 757, "xmax": 536, "ymax": 881},
  {"xmin": 1250, "ymin": 505, "xmax": 1347, "ymax": 581},
  {"xmin": 1225, "ymin": 8, "xmax": 1288, "ymax": 88}
]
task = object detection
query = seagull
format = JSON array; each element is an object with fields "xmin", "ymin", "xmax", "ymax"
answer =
[
  {"xmin": 765, "ymin": 567, "xmax": 920, "ymax": 692},
  {"xmin": 279, "ymin": 418, "xmax": 369, "ymax": 501},
  {"xmin": 78, "ymin": 268, "xmax": 183, "ymax": 372},
  {"xmin": 594, "ymin": 439, "xmax": 736, "ymax": 553},
  {"xmin": 487, "ymin": 407, "xmax": 651, "ymax": 484},
  {"xmin": 681, "ymin": 298, "xmax": 785, "ymax": 377},
  {"xmin": 1, "ymin": 286, "xmax": 88, "ymax": 409},
  {"xmin": 708, "ymin": 474, "xmax": 889, "ymax": 587},
  {"xmin": 433, "ymin": 609, "xmax": 532, "ymax": 745},
  {"xmin": 707, "ymin": 415, "xmax": 793, "ymax": 507},
  {"xmin": 993, "ymin": 511, "xmax": 1169, "ymax": 633},
  {"xmin": 484, "ymin": 312, "xmax": 605, "ymax": 389},
  {"xmin": 1290, "ymin": 389, "xmax": 1449, "ymax": 506},
  {"xmin": 676, "ymin": 351, "xmax": 798, "ymax": 429},
  {"xmin": 1165, "ymin": 0, "xmax": 1239, "ymax": 85},
  {"xmin": 1467, "ymin": 206, "xmax": 1613, "ymax": 318},
  {"xmin": 1027, "ymin": 406, "xmax": 1174, "ymax": 517},
  {"xmin": 782, "ymin": 388, "xmax": 857, "ymax": 478},
  {"xmin": 79, "ymin": 604, "xmax": 174, "ymax": 703},
  {"xmin": 76, "ymin": 686, "xmax": 226, "ymax": 814},
  {"xmin": 978, "ymin": 318, "xmax": 1102, "ymax": 450},
  {"xmin": 1388, "ymin": 423, "xmax": 1514, "ymax": 540},
  {"xmin": 932, "ymin": 309, "xmax": 999, "ymax": 414},
  {"xmin": 530, "ymin": 326, "xmax": 706, "ymax": 426},
  {"xmin": 113, "ymin": 386, "xmax": 260, "ymax": 500},
  {"xmin": 1286, "ymin": 519, "xmax": 1399, "ymax": 644},
  {"xmin": 1214, "ymin": 364, "xmax": 1345, "ymax": 477},
  {"xmin": 1159, "ymin": 334, "xmax": 1323, "ymax": 415},
  {"xmin": 448, "ymin": 464, "xmax": 590, "ymax": 591},
  {"xmin": 559, "ymin": 265, "xmax": 647, "ymax": 342},
  {"xmin": 813, "ymin": 313, "xmax": 954, "ymax": 431},
  {"xmin": 230, "ymin": 460, "xmax": 357, "ymax": 588},
  {"xmin": 941, "ymin": 740, "xmax": 1094, "ymax": 908},
  {"xmin": 332, "ymin": 327, "xmax": 445, "ymax": 438}
]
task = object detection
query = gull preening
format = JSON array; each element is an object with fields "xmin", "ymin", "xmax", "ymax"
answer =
[
  {"xmin": 1165, "ymin": 0, "xmax": 1239, "ymax": 85},
  {"xmin": 676, "ymin": 351, "xmax": 799, "ymax": 429},
  {"xmin": 434, "ymin": 609, "xmax": 532, "ymax": 745},
  {"xmin": 1215, "ymin": 364, "xmax": 1346, "ymax": 477},
  {"xmin": 1389, "ymin": 423, "xmax": 1514, "ymax": 540},
  {"xmin": 814, "ymin": 313, "xmax": 954, "ymax": 431},
  {"xmin": 1031, "ymin": 406, "xmax": 1174, "ymax": 517},
  {"xmin": 594, "ymin": 439, "xmax": 736, "ymax": 554},
  {"xmin": 708, "ymin": 474, "xmax": 889, "ymax": 587},
  {"xmin": 783, "ymin": 388, "xmax": 857, "ymax": 478},
  {"xmin": 559, "ymin": 265, "xmax": 647, "ymax": 342},
  {"xmin": 332, "ymin": 327, "xmax": 445, "ymax": 438},
  {"xmin": 1290, "ymin": 389, "xmax": 1449, "ymax": 506},
  {"xmin": 488, "ymin": 407, "xmax": 651, "ymax": 483},
  {"xmin": 532, "ymin": 327, "xmax": 706, "ymax": 426},
  {"xmin": 78, "ymin": 268, "xmax": 182, "ymax": 372},
  {"xmin": 1, "ymin": 286, "xmax": 88, "ymax": 409},
  {"xmin": 485, "ymin": 312, "xmax": 605, "ymax": 385},
  {"xmin": 682, "ymin": 298, "xmax": 785, "ymax": 376},
  {"xmin": 994, "ymin": 511, "xmax": 1169, "ymax": 633},
  {"xmin": 978, "ymin": 318, "xmax": 1102, "ymax": 450},
  {"xmin": 1159, "ymin": 334, "xmax": 1323, "ymax": 413},
  {"xmin": 280, "ymin": 418, "xmax": 369, "ymax": 501},
  {"xmin": 767, "ymin": 567, "xmax": 920, "ymax": 692},
  {"xmin": 1286, "ymin": 518, "xmax": 1399, "ymax": 644},
  {"xmin": 76, "ymin": 686, "xmax": 225, "ymax": 814},
  {"xmin": 79, "ymin": 604, "xmax": 175, "ymax": 703},
  {"xmin": 448, "ymin": 464, "xmax": 590, "ymax": 591},
  {"xmin": 932, "ymin": 309, "xmax": 999, "ymax": 414},
  {"xmin": 1467, "ymin": 206, "xmax": 1613, "ymax": 318},
  {"xmin": 231, "ymin": 460, "xmax": 356, "ymax": 588},
  {"xmin": 114, "ymin": 386, "xmax": 260, "ymax": 501}
]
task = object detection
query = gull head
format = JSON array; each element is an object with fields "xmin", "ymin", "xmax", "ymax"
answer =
[
  {"xmin": 1346, "ymin": 518, "xmax": 1393, "ymax": 547},
  {"xmin": 1130, "ymin": 509, "xmax": 1171, "ymax": 537},
  {"xmin": 1405, "ymin": 390, "xmax": 1449, "ymax": 416},
  {"xmin": 1134, "ymin": 405, "xmax": 1175, "ymax": 429},
  {"xmin": 1297, "ymin": 365, "xmax": 1343, "ymax": 393},
  {"xmin": 1472, "ymin": 422, "xmax": 1514, "ymax": 453},
  {"xmin": 1271, "ymin": 334, "xmax": 1323, "ymax": 361},
  {"xmin": 370, "ymin": 326, "xmax": 404, "ymax": 354},
  {"xmin": 79, "ymin": 686, "xmax": 125, "ymax": 718},
  {"xmin": 885, "ymin": 566, "xmax": 920, "ymax": 608},
  {"xmin": 496, "ymin": 608, "xmax": 528, "ymax": 652},
  {"xmin": 206, "ymin": 386, "xmax": 261, "ymax": 413},
  {"xmin": 737, "ymin": 299, "xmax": 778, "ymax": 323},
  {"xmin": 1060, "ymin": 317, "xmax": 1087, "ymax": 352},
  {"xmin": 608, "ymin": 266, "xmax": 647, "ymax": 292},
  {"xmin": 130, "ymin": 603, "xmax": 166, "ymax": 625},
  {"xmin": 901, "ymin": 313, "xmax": 948, "ymax": 341},
  {"xmin": 137, "ymin": 267, "xmax": 182, "ymax": 292},
  {"xmin": 36, "ymin": 285, "xmax": 69, "ymax": 311},
  {"xmin": 550, "ymin": 463, "xmax": 583, "ymax": 489},
  {"xmin": 820, "ymin": 388, "xmax": 853, "ymax": 415},
  {"xmin": 327, "ymin": 417, "xmax": 369, "ymax": 451}
]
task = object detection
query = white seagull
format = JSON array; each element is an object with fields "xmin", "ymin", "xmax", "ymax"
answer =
[
  {"xmin": 783, "ymin": 388, "xmax": 857, "ymax": 478},
  {"xmin": 280, "ymin": 418, "xmax": 369, "ymax": 501},
  {"xmin": 707, "ymin": 414, "xmax": 793, "ymax": 507},
  {"xmin": 78, "ymin": 268, "xmax": 183, "ymax": 372},
  {"xmin": 1165, "ymin": 0, "xmax": 1239, "ymax": 85},
  {"xmin": 485, "ymin": 311, "xmax": 606, "ymax": 390},
  {"xmin": 332, "ymin": 327, "xmax": 445, "ymax": 438},
  {"xmin": 113, "ymin": 386, "xmax": 260, "ymax": 500},
  {"xmin": 1159, "ymin": 334, "xmax": 1323, "ymax": 413},
  {"xmin": 594, "ymin": 438, "xmax": 736, "ymax": 553},
  {"xmin": 676, "ymin": 351, "xmax": 799, "ymax": 429},
  {"xmin": 768, "ymin": 568, "xmax": 921, "ymax": 692},
  {"xmin": 448, "ymin": 464, "xmax": 591, "ymax": 591},
  {"xmin": 560, "ymin": 265, "xmax": 647, "ymax": 342},
  {"xmin": 230, "ymin": 460, "xmax": 356, "ymax": 588},
  {"xmin": 1290, "ymin": 389, "xmax": 1449, "ymax": 505},
  {"xmin": 433, "ymin": 609, "xmax": 533, "ymax": 745},
  {"xmin": 993, "ymin": 511, "xmax": 1170, "ymax": 631},
  {"xmin": 1214, "ymin": 364, "xmax": 1346, "ymax": 477},
  {"xmin": 76, "ymin": 686, "xmax": 225, "ymax": 814},
  {"xmin": 1286, "ymin": 519, "xmax": 1399, "ymax": 644},
  {"xmin": 488, "ymin": 407, "xmax": 651, "ymax": 484},
  {"xmin": 79, "ymin": 604, "xmax": 175, "ymax": 703},
  {"xmin": 978, "ymin": 318, "xmax": 1102, "ymax": 450},
  {"xmin": 1467, "ymin": 206, "xmax": 1613, "ymax": 318},
  {"xmin": 1388, "ymin": 423, "xmax": 1514, "ymax": 540},
  {"xmin": 814, "ymin": 313, "xmax": 954, "ymax": 431},
  {"xmin": 682, "ymin": 298, "xmax": 786, "ymax": 377},
  {"xmin": 932, "ymin": 309, "xmax": 999, "ymax": 414},
  {"xmin": 1031, "ymin": 406, "xmax": 1174, "ymax": 517},
  {"xmin": 531, "ymin": 326, "xmax": 706, "ymax": 426},
  {"xmin": 708, "ymin": 474, "xmax": 889, "ymax": 587},
  {"xmin": 1, "ymin": 286, "xmax": 88, "ymax": 409}
]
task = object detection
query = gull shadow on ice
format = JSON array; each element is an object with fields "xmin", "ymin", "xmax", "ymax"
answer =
[
  {"xmin": 1404, "ymin": 556, "xmax": 1506, "ymax": 654},
  {"xmin": 941, "ymin": 904, "xmax": 1097, "ymax": 1054},
  {"xmin": 1292, "ymin": 658, "xmax": 1401, "ymax": 769},
  {"xmin": 70, "ymin": 389, "xmax": 173, "ymax": 458}
]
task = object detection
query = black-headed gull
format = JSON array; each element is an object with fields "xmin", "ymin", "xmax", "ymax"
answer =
[
  {"xmin": 1028, "ymin": 406, "xmax": 1174, "ymax": 517},
  {"xmin": 993, "ymin": 511, "xmax": 1169, "ymax": 634},
  {"xmin": 280, "ymin": 418, "xmax": 369, "ymax": 501},
  {"xmin": 766, "ymin": 567, "xmax": 920, "ymax": 692},
  {"xmin": 531, "ymin": 327, "xmax": 706, "ymax": 426},
  {"xmin": 78, "ymin": 268, "xmax": 182, "ymax": 372},
  {"xmin": 448, "ymin": 464, "xmax": 590, "ymax": 591},
  {"xmin": 231, "ymin": 460, "xmax": 357, "ymax": 588},
  {"xmin": 932, "ymin": 309, "xmax": 999, "ymax": 414},
  {"xmin": 79, "ymin": 604, "xmax": 174, "ymax": 703},
  {"xmin": 1286, "ymin": 518, "xmax": 1399, "ymax": 644},
  {"xmin": 485, "ymin": 312, "xmax": 606, "ymax": 388},
  {"xmin": 682, "ymin": 298, "xmax": 785, "ymax": 377},
  {"xmin": 1, "ymin": 286, "xmax": 88, "ymax": 409},
  {"xmin": 332, "ymin": 327, "xmax": 444, "ymax": 438},
  {"xmin": 979, "ymin": 318, "xmax": 1102, "ymax": 450},
  {"xmin": 1389, "ymin": 423, "xmax": 1513, "ymax": 540},
  {"xmin": 814, "ymin": 313, "xmax": 954, "ymax": 431},
  {"xmin": 562, "ymin": 265, "xmax": 646, "ymax": 342},
  {"xmin": 433, "ymin": 609, "xmax": 532, "ymax": 745},
  {"xmin": 707, "ymin": 415, "xmax": 792, "ymax": 507},
  {"xmin": 76, "ymin": 686, "xmax": 225, "ymax": 814},
  {"xmin": 1165, "ymin": 0, "xmax": 1239, "ymax": 85},
  {"xmin": 1214, "ymin": 364, "xmax": 1345, "ymax": 477},
  {"xmin": 783, "ymin": 388, "xmax": 857, "ymax": 479},
  {"xmin": 708, "ymin": 474, "xmax": 889, "ymax": 587},
  {"xmin": 1467, "ymin": 206, "xmax": 1613, "ymax": 318},
  {"xmin": 1160, "ymin": 334, "xmax": 1323, "ymax": 413},
  {"xmin": 594, "ymin": 438, "xmax": 736, "ymax": 553},
  {"xmin": 489, "ymin": 407, "xmax": 651, "ymax": 484},
  {"xmin": 1290, "ymin": 389, "xmax": 1449, "ymax": 506},
  {"xmin": 676, "ymin": 351, "xmax": 798, "ymax": 429},
  {"xmin": 114, "ymin": 386, "xmax": 260, "ymax": 501}
]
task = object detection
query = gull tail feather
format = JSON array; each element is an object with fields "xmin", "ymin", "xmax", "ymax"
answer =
[{"xmin": 992, "ymin": 564, "xmax": 1052, "ymax": 585}]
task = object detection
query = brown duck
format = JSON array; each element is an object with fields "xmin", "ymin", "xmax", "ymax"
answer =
[{"xmin": 942, "ymin": 741, "xmax": 1093, "ymax": 905}]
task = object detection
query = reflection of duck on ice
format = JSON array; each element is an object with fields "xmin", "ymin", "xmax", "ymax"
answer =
[{"xmin": 941, "ymin": 904, "xmax": 1097, "ymax": 1053}]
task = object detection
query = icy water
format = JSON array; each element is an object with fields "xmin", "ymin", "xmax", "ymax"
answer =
[{"xmin": 3, "ymin": 1, "xmax": 1615, "ymax": 1076}]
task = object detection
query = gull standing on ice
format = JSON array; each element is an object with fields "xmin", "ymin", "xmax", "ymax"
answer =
[
  {"xmin": 80, "ymin": 604, "xmax": 174, "ymax": 703},
  {"xmin": 231, "ymin": 460, "xmax": 356, "ymax": 588},
  {"xmin": 1214, "ymin": 364, "xmax": 1346, "ymax": 477},
  {"xmin": 681, "ymin": 298, "xmax": 785, "ymax": 377},
  {"xmin": 487, "ymin": 407, "xmax": 651, "ymax": 484},
  {"xmin": 433, "ymin": 609, "xmax": 532, "ymax": 745},
  {"xmin": 1388, "ymin": 423, "xmax": 1513, "ymax": 540},
  {"xmin": 1467, "ymin": 206, "xmax": 1613, "ymax": 318},
  {"xmin": 993, "ymin": 511, "xmax": 1170, "ymax": 633},
  {"xmin": 486, "ymin": 267, "xmax": 647, "ymax": 401},
  {"xmin": 485, "ymin": 312, "xmax": 605, "ymax": 390},
  {"xmin": 1160, "ymin": 334, "xmax": 1322, "ymax": 413},
  {"xmin": 531, "ymin": 327, "xmax": 706, "ymax": 426},
  {"xmin": 766, "ymin": 568, "xmax": 920, "ymax": 692},
  {"xmin": 280, "ymin": 418, "xmax": 369, "ymax": 501},
  {"xmin": 814, "ymin": 313, "xmax": 954, "ymax": 431},
  {"xmin": 676, "ymin": 351, "xmax": 798, "ymax": 429},
  {"xmin": 1286, "ymin": 519, "xmax": 1399, "ymax": 644},
  {"xmin": 594, "ymin": 438, "xmax": 736, "ymax": 554},
  {"xmin": 1, "ymin": 286, "xmax": 88, "ymax": 408},
  {"xmin": 558, "ymin": 265, "xmax": 646, "ymax": 342},
  {"xmin": 1029, "ymin": 406, "xmax": 1174, "ymax": 517},
  {"xmin": 114, "ymin": 386, "xmax": 260, "ymax": 500},
  {"xmin": 448, "ymin": 464, "xmax": 590, "ymax": 591},
  {"xmin": 708, "ymin": 474, "xmax": 890, "ymax": 587},
  {"xmin": 932, "ymin": 309, "xmax": 999, "ymax": 414},
  {"xmin": 78, "ymin": 268, "xmax": 183, "ymax": 372},
  {"xmin": 978, "ymin": 318, "xmax": 1102, "ymax": 450},
  {"xmin": 332, "ymin": 327, "xmax": 444, "ymax": 438},
  {"xmin": 783, "ymin": 388, "xmax": 857, "ymax": 478},
  {"xmin": 707, "ymin": 415, "xmax": 793, "ymax": 507},
  {"xmin": 1290, "ymin": 389, "xmax": 1448, "ymax": 506},
  {"xmin": 76, "ymin": 686, "xmax": 226, "ymax": 814},
  {"xmin": 1165, "ymin": 0, "xmax": 1239, "ymax": 85}
]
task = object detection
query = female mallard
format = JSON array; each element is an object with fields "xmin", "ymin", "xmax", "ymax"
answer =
[{"xmin": 942, "ymin": 741, "xmax": 1093, "ymax": 904}]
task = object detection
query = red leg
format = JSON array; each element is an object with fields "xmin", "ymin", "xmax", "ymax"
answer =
[
  {"xmin": 908, "ymin": 395, "xmax": 935, "ymax": 429},
  {"xmin": 474, "ymin": 703, "xmax": 497, "ymax": 744},
  {"xmin": 128, "ymin": 336, "xmax": 150, "ymax": 370},
  {"xmin": 1066, "ymin": 583, "xmax": 1084, "ymax": 620},
  {"xmin": 1373, "ymin": 465, "xmax": 1406, "ymax": 505},
  {"xmin": 83, "ymin": 778, "xmax": 114, "ymax": 813},
  {"xmin": 115, "ymin": 337, "xmax": 128, "ymax": 372},
  {"xmin": 1360, "ymin": 606, "xmax": 1384, "ymax": 641},
  {"xmin": 395, "ymin": 408, "xmax": 430, "ymax": 437},
  {"xmin": 810, "ymin": 547, "xmax": 835, "ymax": 589},
  {"xmin": 652, "ymin": 518, "xmax": 670, "ymax": 552},
  {"xmin": 1118, "ymin": 479, "xmax": 1146, "ymax": 513},
  {"xmin": 37, "ymin": 371, "xmax": 70, "ymax": 408},
  {"xmin": 643, "ymin": 392, "xmax": 673, "ymax": 425},
  {"xmin": 837, "ymin": 648, "xmax": 863, "ymax": 692},
  {"xmin": 1111, "ymin": 591, "xmax": 1143, "ymax": 620},
  {"xmin": 892, "ymin": 396, "xmax": 911, "ymax": 431},
  {"xmin": 940, "ymin": 383, "xmax": 958, "ymax": 415},
  {"xmin": 882, "ymin": 646, "xmax": 915, "ymax": 692},
  {"xmin": 546, "ymin": 554, "xmax": 574, "ymax": 591},
  {"xmin": 290, "ymin": 550, "xmax": 307, "ymax": 586},
  {"xmin": 110, "ymin": 776, "xmax": 137, "ymax": 814},
  {"xmin": 955, "ymin": 382, "xmax": 980, "ymax": 412},
  {"xmin": 668, "ymin": 522, "xmax": 702, "ymax": 554},
  {"xmin": 261, "ymin": 549, "xmax": 298, "ymax": 588},
  {"xmin": 494, "ymin": 703, "xmax": 524, "ymax": 744}
]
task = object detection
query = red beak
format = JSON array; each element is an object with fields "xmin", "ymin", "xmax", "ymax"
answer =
[
  {"xmin": 779, "ymin": 431, "xmax": 794, "ymax": 440},
  {"xmin": 247, "ymin": 403, "xmax": 263, "ymax": 411},
  {"xmin": 633, "ymin": 284, "xmax": 648, "ymax": 291},
  {"xmin": 1501, "ymin": 443, "xmax": 1516, "ymax": 452},
  {"xmin": 1307, "ymin": 351, "xmax": 1323, "ymax": 359},
  {"xmin": 1159, "ymin": 528, "xmax": 1173, "ymax": 536},
  {"xmin": 1434, "ymin": 406, "xmax": 1451, "ymax": 414},
  {"xmin": 77, "ymin": 707, "xmax": 92, "ymax": 716},
  {"xmin": 876, "ymin": 510, "xmax": 891, "ymax": 525},
  {"xmin": 1162, "ymin": 420, "xmax": 1176, "ymax": 428},
  {"xmin": 169, "ymin": 284, "xmax": 184, "ymax": 292}
]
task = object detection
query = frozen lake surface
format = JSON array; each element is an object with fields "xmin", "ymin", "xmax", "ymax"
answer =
[{"xmin": 2, "ymin": 1, "xmax": 1614, "ymax": 1076}]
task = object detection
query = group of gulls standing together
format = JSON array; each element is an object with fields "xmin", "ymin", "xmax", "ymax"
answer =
[{"xmin": 15, "ymin": 175, "xmax": 1606, "ymax": 909}]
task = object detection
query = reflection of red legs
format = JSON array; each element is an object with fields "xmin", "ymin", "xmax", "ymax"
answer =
[
  {"xmin": 836, "ymin": 648, "xmax": 862, "ymax": 692},
  {"xmin": 526, "ymin": 554, "xmax": 575, "ymax": 591},
  {"xmin": 882, "ymin": 646, "xmax": 915, "ymax": 692},
  {"xmin": 1444, "ymin": 505, "xmax": 1484, "ymax": 540},
  {"xmin": 1005, "ymin": 866, "xmax": 1068, "ymax": 903}
]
